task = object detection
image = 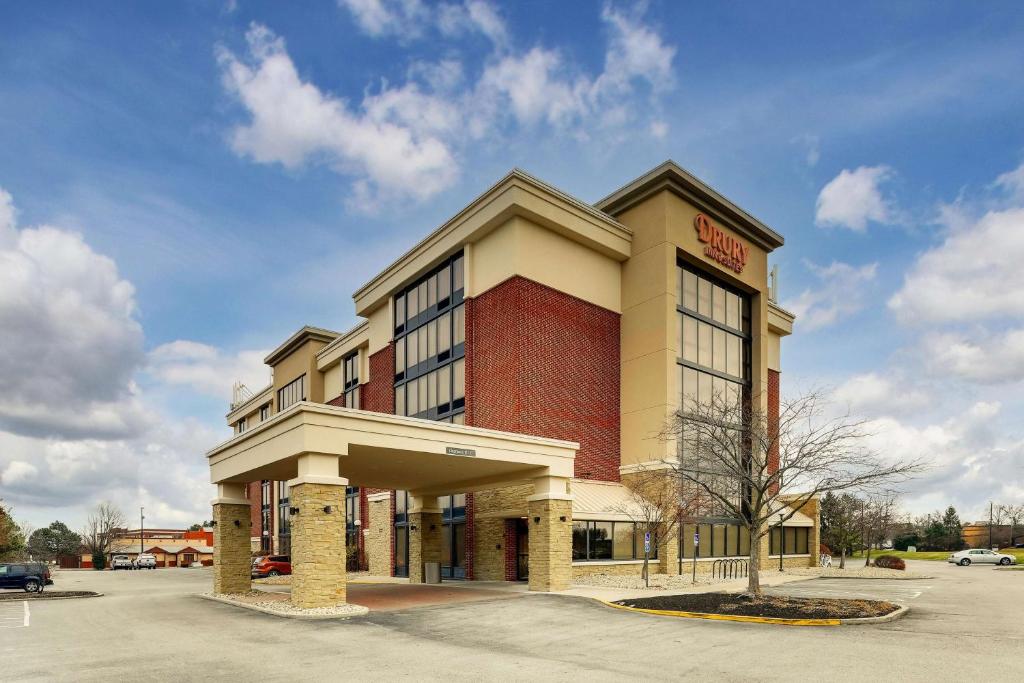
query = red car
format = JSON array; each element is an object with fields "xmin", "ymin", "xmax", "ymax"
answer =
[{"xmin": 251, "ymin": 555, "xmax": 291, "ymax": 578}]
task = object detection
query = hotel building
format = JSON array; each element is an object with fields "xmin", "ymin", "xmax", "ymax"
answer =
[{"xmin": 209, "ymin": 161, "xmax": 816, "ymax": 607}]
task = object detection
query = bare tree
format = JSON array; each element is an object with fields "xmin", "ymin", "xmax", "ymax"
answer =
[
  {"xmin": 662, "ymin": 388, "xmax": 924, "ymax": 596},
  {"xmin": 820, "ymin": 492, "xmax": 860, "ymax": 568},
  {"xmin": 80, "ymin": 502, "xmax": 126, "ymax": 567},
  {"xmin": 861, "ymin": 495, "xmax": 898, "ymax": 567},
  {"xmin": 617, "ymin": 464, "xmax": 704, "ymax": 586},
  {"xmin": 1000, "ymin": 504, "xmax": 1024, "ymax": 548}
]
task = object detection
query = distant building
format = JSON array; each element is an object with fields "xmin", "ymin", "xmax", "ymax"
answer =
[{"xmin": 76, "ymin": 528, "xmax": 214, "ymax": 568}]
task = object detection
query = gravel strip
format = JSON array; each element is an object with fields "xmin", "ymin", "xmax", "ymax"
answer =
[
  {"xmin": 784, "ymin": 566, "xmax": 931, "ymax": 580},
  {"xmin": 574, "ymin": 573, "xmax": 723, "ymax": 590},
  {"xmin": 202, "ymin": 592, "xmax": 368, "ymax": 618}
]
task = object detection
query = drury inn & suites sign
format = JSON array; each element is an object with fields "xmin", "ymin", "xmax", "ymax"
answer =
[{"xmin": 694, "ymin": 213, "xmax": 749, "ymax": 274}]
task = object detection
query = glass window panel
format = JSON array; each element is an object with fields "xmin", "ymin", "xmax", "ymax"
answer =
[
  {"xmin": 675, "ymin": 311, "xmax": 682, "ymax": 358},
  {"xmin": 395, "ymin": 337, "xmax": 405, "ymax": 375},
  {"xmin": 698, "ymin": 523, "xmax": 712, "ymax": 557},
  {"xmin": 697, "ymin": 277, "xmax": 711, "ymax": 316},
  {"xmin": 417, "ymin": 282, "xmax": 427, "ymax": 315},
  {"xmin": 438, "ymin": 312, "xmax": 451, "ymax": 354},
  {"xmin": 407, "ymin": 287, "xmax": 418, "ymax": 319},
  {"xmin": 713, "ymin": 286, "xmax": 726, "ymax": 323},
  {"xmin": 784, "ymin": 527, "xmax": 797, "ymax": 555},
  {"xmin": 438, "ymin": 265, "xmax": 451, "ymax": 301},
  {"xmin": 740, "ymin": 526, "xmax": 751, "ymax": 555},
  {"xmin": 713, "ymin": 376, "xmax": 726, "ymax": 409},
  {"xmin": 712, "ymin": 524, "xmax": 726, "ymax": 558},
  {"xmin": 407, "ymin": 379, "xmax": 419, "ymax": 415},
  {"xmin": 396, "ymin": 384, "xmax": 406, "ymax": 416},
  {"xmin": 418, "ymin": 375, "xmax": 428, "ymax": 413},
  {"xmin": 698, "ymin": 371, "xmax": 712, "ymax": 407},
  {"xmin": 427, "ymin": 320, "xmax": 437, "ymax": 359},
  {"xmin": 427, "ymin": 371, "xmax": 437, "ymax": 410},
  {"xmin": 683, "ymin": 316, "xmax": 698, "ymax": 363},
  {"xmin": 453, "ymin": 358, "xmax": 465, "ymax": 400},
  {"xmin": 770, "ymin": 527, "xmax": 781, "ymax": 555},
  {"xmin": 427, "ymin": 274, "xmax": 437, "ymax": 310},
  {"xmin": 589, "ymin": 522, "xmax": 613, "ymax": 560},
  {"xmin": 728, "ymin": 525, "xmax": 740, "ymax": 556},
  {"xmin": 727, "ymin": 334, "xmax": 740, "ymax": 377},
  {"xmin": 418, "ymin": 325, "xmax": 428, "ymax": 363},
  {"xmin": 453, "ymin": 255, "xmax": 464, "ymax": 292},
  {"xmin": 438, "ymin": 364, "xmax": 451, "ymax": 407},
  {"xmin": 682, "ymin": 367, "xmax": 698, "ymax": 411},
  {"xmin": 676, "ymin": 267, "xmax": 683, "ymax": 303},
  {"xmin": 683, "ymin": 270, "xmax": 698, "ymax": 311},
  {"xmin": 572, "ymin": 521, "xmax": 588, "ymax": 560},
  {"xmin": 407, "ymin": 329, "xmax": 419, "ymax": 367},
  {"xmin": 395, "ymin": 294, "xmax": 405, "ymax": 327},
  {"xmin": 613, "ymin": 522, "xmax": 635, "ymax": 560},
  {"xmin": 451, "ymin": 412, "xmax": 465, "ymax": 425},
  {"xmin": 698, "ymin": 321, "xmax": 712, "ymax": 367},
  {"xmin": 453, "ymin": 305, "xmax": 465, "ymax": 346},
  {"xmin": 682, "ymin": 523, "xmax": 696, "ymax": 559},
  {"xmin": 726, "ymin": 292, "xmax": 739, "ymax": 330},
  {"xmin": 713, "ymin": 327, "xmax": 726, "ymax": 372}
]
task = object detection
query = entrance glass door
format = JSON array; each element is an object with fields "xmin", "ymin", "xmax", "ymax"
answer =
[
  {"xmin": 441, "ymin": 494, "xmax": 466, "ymax": 579},
  {"xmin": 394, "ymin": 491, "xmax": 409, "ymax": 577},
  {"xmin": 515, "ymin": 518, "xmax": 529, "ymax": 581}
]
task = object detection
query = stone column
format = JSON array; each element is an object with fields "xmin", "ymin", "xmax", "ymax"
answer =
[
  {"xmin": 408, "ymin": 495, "xmax": 443, "ymax": 584},
  {"xmin": 212, "ymin": 482, "xmax": 252, "ymax": 595},
  {"xmin": 657, "ymin": 528, "xmax": 680, "ymax": 575},
  {"xmin": 527, "ymin": 476, "xmax": 572, "ymax": 592},
  {"xmin": 289, "ymin": 453, "xmax": 348, "ymax": 608}
]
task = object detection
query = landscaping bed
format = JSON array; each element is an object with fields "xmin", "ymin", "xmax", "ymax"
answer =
[
  {"xmin": 613, "ymin": 593, "xmax": 900, "ymax": 620},
  {"xmin": 0, "ymin": 590, "xmax": 100, "ymax": 600}
]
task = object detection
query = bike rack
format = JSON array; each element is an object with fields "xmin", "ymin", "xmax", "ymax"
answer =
[{"xmin": 711, "ymin": 558, "xmax": 749, "ymax": 579}]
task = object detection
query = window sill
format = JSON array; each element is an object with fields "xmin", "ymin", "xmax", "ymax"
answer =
[
  {"xmin": 572, "ymin": 559, "xmax": 650, "ymax": 566},
  {"xmin": 767, "ymin": 554, "xmax": 811, "ymax": 558}
]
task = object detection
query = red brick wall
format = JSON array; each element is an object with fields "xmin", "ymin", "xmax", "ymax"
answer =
[
  {"xmin": 326, "ymin": 394, "xmax": 344, "ymax": 407},
  {"xmin": 503, "ymin": 519, "xmax": 517, "ymax": 581},
  {"xmin": 363, "ymin": 344, "xmax": 395, "ymax": 414},
  {"xmin": 464, "ymin": 492, "xmax": 475, "ymax": 580},
  {"xmin": 246, "ymin": 482, "xmax": 260, "ymax": 538},
  {"xmin": 465, "ymin": 276, "xmax": 621, "ymax": 481}
]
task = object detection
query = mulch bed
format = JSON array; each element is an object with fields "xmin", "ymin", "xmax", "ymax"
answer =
[
  {"xmin": 0, "ymin": 591, "xmax": 100, "ymax": 601},
  {"xmin": 614, "ymin": 593, "xmax": 899, "ymax": 620}
]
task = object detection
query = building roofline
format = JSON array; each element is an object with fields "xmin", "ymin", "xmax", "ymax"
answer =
[
  {"xmin": 315, "ymin": 319, "xmax": 370, "ymax": 364},
  {"xmin": 263, "ymin": 326, "xmax": 341, "ymax": 366},
  {"xmin": 595, "ymin": 160, "xmax": 785, "ymax": 251},
  {"xmin": 351, "ymin": 168, "xmax": 632, "ymax": 313},
  {"xmin": 226, "ymin": 383, "xmax": 272, "ymax": 423}
]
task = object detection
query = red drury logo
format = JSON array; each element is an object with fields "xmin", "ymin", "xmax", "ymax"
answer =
[{"xmin": 694, "ymin": 214, "xmax": 749, "ymax": 274}]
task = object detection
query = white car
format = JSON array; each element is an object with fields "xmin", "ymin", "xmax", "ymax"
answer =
[
  {"xmin": 110, "ymin": 555, "xmax": 134, "ymax": 570},
  {"xmin": 948, "ymin": 549, "xmax": 1016, "ymax": 566},
  {"xmin": 134, "ymin": 553, "xmax": 157, "ymax": 569}
]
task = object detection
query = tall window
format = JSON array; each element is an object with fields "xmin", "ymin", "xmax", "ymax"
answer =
[
  {"xmin": 439, "ymin": 494, "xmax": 467, "ymax": 579},
  {"xmin": 260, "ymin": 480, "xmax": 272, "ymax": 553},
  {"xmin": 342, "ymin": 352, "xmax": 360, "ymax": 409},
  {"xmin": 235, "ymin": 418, "xmax": 247, "ymax": 434},
  {"xmin": 345, "ymin": 486, "xmax": 360, "ymax": 570},
  {"xmin": 259, "ymin": 404, "xmax": 270, "ymax": 422},
  {"xmin": 677, "ymin": 260, "xmax": 751, "ymax": 517},
  {"xmin": 572, "ymin": 521, "xmax": 656, "ymax": 561},
  {"xmin": 277, "ymin": 375, "xmax": 306, "ymax": 411},
  {"xmin": 770, "ymin": 526, "xmax": 809, "ymax": 555},
  {"xmin": 277, "ymin": 481, "xmax": 291, "ymax": 556},
  {"xmin": 393, "ymin": 491, "xmax": 409, "ymax": 577},
  {"xmin": 393, "ymin": 253, "xmax": 465, "ymax": 424}
]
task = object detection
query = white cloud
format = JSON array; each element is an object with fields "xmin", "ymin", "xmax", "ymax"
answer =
[
  {"xmin": 1, "ymin": 460, "xmax": 38, "ymax": 486},
  {"xmin": 832, "ymin": 372, "xmax": 930, "ymax": 416},
  {"xmin": 218, "ymin": 24, "xmax": 459, "ymax": 208},
  {"xmin": 888, "ymin": 205, "xmax": 1024, "ymax": 324},
  {"xmin": 0, "ymin": 187, "xmax": 148, "ymax": 439},
  {"xmin": 339, "ymin": 0, "xmax": 507, "ymax": 46},
  {"xmin": 921, "ymin": 329, "xmax": 1024, "ymax": 384},
  {"xmin": 147, "ymin": 340, "xmax": 270, "ymax": 401},
  {"xmin": 815, "ymin": 164, "xmax": 895, "ymax": 231},
  {"xmin": 791, "ymin": 133, "xmax": 820, "ymax": 167},
  {"xmin": 994, "ymin": 162, "xmax": 1024, "ymax": 200},
  {"xmin": 783, "ymin": 260, "xmax": 878, "ymax": 331}
]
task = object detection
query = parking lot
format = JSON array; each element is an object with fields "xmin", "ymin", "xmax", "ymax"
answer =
[{"xmin": 1, "ymin": 560, "xmax": 1022, "ymax": 681}]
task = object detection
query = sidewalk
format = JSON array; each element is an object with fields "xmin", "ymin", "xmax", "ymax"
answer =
[{"xmin": 557, "ymin": 570, "xmax": 816, "ymax": 603}]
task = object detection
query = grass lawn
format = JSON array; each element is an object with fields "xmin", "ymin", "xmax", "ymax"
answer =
[{"xmin": 852, "ymin": 548, "xmax": 1024, "ymax": 563}]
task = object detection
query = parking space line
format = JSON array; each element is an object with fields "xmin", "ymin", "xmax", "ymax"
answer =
[{"xmin": 0, "ymin": 601, "xmax": 28, "ymax": 629}]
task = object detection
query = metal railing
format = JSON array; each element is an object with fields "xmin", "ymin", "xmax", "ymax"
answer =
[{"xmin": 712, "ymin": 558, "xmax": 748, "ymax": 580}]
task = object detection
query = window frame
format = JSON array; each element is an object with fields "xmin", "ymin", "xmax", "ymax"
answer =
[{"xmin": 276, "ymin": 375, "xmax": 306, "ymax": 412}]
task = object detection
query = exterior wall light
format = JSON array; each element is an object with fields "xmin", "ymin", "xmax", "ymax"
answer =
[
  {"xmin": 559, "ymin": 516, "xmax": 567, "ymax": 522},
  {"xmin": 233, "ymin": 520, "xmax": 241, "ymax": 527},
  {"xmin": 289, "ymin": 506, "xmax": 300, "ymax": 515},
  {"xmin": 323, "ymin": 506, "xmax": 333, "ymax": 514},
  {"xmin": 533, "ymin": 517, "xmax": 541, "ymax": 523}
]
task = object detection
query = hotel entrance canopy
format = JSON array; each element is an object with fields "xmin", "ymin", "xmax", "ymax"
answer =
[{"xmin": 206, "ymin": 402, "xmax": 577, "ymax": 496}]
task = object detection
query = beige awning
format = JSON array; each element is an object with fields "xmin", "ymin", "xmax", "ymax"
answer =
[
  {"xmin": 769, "ymin": 499, "xmax": 815, "ymax": 527},
  {"xmin": 571, "ymin": 480, "xmax": 644, "ymax": 522}
]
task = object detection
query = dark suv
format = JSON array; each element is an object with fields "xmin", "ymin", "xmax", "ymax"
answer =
[
  {"xmin": 251, "ymin": 555, "xmax": 291, "ymax": 578},
  {"xmin": 0, "ymin": 563, "xmax": 51, "ymax": 592}
]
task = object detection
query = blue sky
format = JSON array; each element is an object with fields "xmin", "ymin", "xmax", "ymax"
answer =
[{"xmin": 2, "ymin": 1, "xmax": 1023, "ymax": 529}]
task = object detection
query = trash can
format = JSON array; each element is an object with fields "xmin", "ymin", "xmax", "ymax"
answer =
[{"xmin": 423, "ymin": 562, "xmax": 441, "ymax": 584}]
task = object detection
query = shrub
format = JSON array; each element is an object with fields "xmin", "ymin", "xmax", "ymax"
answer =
[
  {"xmin": 92, "ymin": 552, "xmax": 106, "ymax": 570},
  {"xmin": 874, "ymin": 555, "xmax": 906, "ymax": 571}
]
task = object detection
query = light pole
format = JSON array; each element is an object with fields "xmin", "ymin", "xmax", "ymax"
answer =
[
  {"xmin": 140, "ymin": 507, "xmax": 145, "ymax": 558},
  {"xmin": 778, "ymin": 513, "xmax": 784, "ymax": 572}
]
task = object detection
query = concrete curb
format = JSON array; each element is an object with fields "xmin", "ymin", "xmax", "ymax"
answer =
[
  {"xmin": 804, "ymin": 575, "xmax": 933, "ymax": 581},
  {"xmin": 0, "ymin": 592, "xmax": 104, "ymax": 601},
  {"xmin": 198, "ymin": 593, "xmax": 370, "ymax": 620},
  {"xmin": 600, "ymin": 599, "xmax": 909, "ymax": 627}
]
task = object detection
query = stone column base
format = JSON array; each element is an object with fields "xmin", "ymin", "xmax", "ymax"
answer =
[
  {"xmin": 408, "ymin": 511, "xmax": 443, "ymax": 583},
  {"xmin": 213, "ymin": 502, "xmax": 252, "ymax": 594},
  {"xmin": 527, "ymin": 498, "xmax": 572, "ymax": 592},
  {"xmin": 290, "ymin": 482, "xmax": 347, "ymax": 608}
]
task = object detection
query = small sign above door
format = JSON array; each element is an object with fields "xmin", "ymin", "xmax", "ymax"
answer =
[{"xmin": 446, "ymin": 447, "xmax": 476, "ymax": 457}]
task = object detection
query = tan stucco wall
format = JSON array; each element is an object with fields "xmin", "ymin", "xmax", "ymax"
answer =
[
  {"xmin": 272, "ymin": 338, "xmax": 329, "ymax": 406},
  {"xmin": 365, "ymin": 496, "xmax": 392, "ymax": 576},
  {"xmin": 470, "ymin": 216, "xmax": 623, "ymax": 312},
  {"xmin": 323, "ymin": 364, "xmax": 342, "ymax": 402},
  {"xmin": 616, "ymin": 190, "xmax": 772, "ymax": 469}
]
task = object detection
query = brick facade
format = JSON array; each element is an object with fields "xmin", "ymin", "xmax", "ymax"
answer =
[
  {"xmin": 465, "ymin": 276, "xmax": 620, "ymax": 481},
  {"xmin": 503, "ymin": 519, "xmax": 517, "ymax": 581},
  {"xmin": 363, "ymin": 344, "xmax": 395, "ymax": 414}
]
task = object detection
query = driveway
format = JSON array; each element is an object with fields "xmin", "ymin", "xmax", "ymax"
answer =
[{"xmin": 1, "ymin": 561, "xmax": 1021, "ymax": 681}]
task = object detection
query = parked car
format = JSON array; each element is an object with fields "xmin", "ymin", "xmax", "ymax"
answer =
[
  {"xmin": 134, "ymin": 553, "xmax": 157, "ymax": 569},
  {"xmin": 0, "ymin": 562, "xmax": 51, "ymax": 592},
  {"xmin": 111, "ymin": 555, "xmax": 134, "ymax": 570},
  {"xmin": 251, "ymin": 555, "xmax": 291, "ymax": 578},
  {"xmin": 948, "ymin": 549, "xmax": 1017, "ymax": 566}
]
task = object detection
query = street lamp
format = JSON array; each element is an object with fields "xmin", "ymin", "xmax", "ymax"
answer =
[
  {"xmin": 140, "ymin": 507, "xmax": 145, "ymax": 558},
  {"xmin": 778, "ymin": 512, "xmax": 784, "ymax": 573}
]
